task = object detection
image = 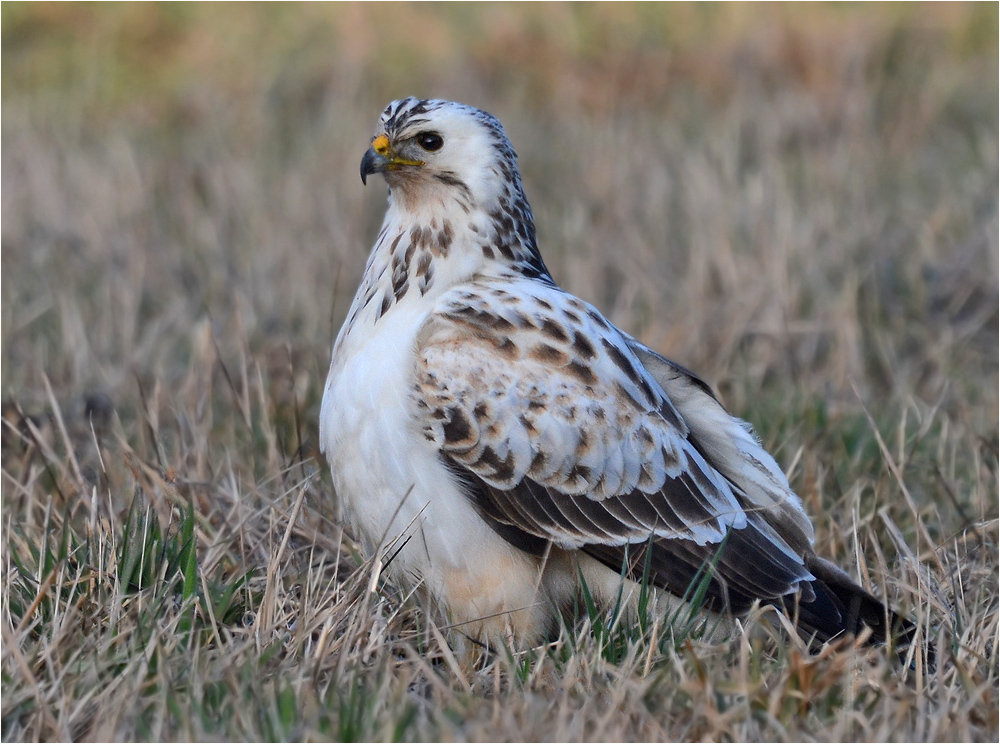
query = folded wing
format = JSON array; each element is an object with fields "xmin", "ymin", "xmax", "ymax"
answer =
[{"xmin": 413, "ymin": 281, "xmax": 823, "ymax": 613}]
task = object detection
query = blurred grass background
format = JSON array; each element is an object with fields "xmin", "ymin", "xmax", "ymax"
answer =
[
  {"xmin": 2, "ymin": 3, "xmax": 998, "ymax": 741},
  {"xmin": 4, "ymin": 2, "xmax": 996, "ymax": 405}
]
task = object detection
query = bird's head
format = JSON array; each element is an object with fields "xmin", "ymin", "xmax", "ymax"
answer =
[
  {"xmin": 360, "ymin": 98, "xmax": 524, "ymax": 214},
  {"xmin": 359, "ymin": 98, "xmax": 550, "ymax": 283}
]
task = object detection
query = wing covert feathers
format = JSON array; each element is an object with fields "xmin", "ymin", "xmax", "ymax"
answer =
[
  {"xmin": 627, "ymin": 341, "xmax": 815, "ymax": 555},
  {"xmin": 413, "ymin": 280, "xmax": 927, "ymax": 660},
  {"xmin": 415, "ymin": 282, "xmax": 751, "ymax": 547}
]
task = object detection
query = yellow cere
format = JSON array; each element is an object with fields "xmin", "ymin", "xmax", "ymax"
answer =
[{"xmin": 372, "ymin": 134, "xmax": 391, "ymax": 155}]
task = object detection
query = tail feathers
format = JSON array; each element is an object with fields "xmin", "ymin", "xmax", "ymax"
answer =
[{"xmin": 780, "ymin": 553, "xmax": 934, "ymax": 669}]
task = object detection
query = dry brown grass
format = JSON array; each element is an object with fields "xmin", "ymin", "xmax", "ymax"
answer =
[{"xmin": 2, "ymin": 4, "xmax": 997, "ymax": 741}]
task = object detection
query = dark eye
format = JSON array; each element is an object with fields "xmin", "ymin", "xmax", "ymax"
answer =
[{"xmin": 417, "ymin": 132, "xmax": 444, "ymax": 152}]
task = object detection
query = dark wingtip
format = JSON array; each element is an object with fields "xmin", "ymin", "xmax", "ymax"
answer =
[{"xmin": 793, "ymin": 553, "xmax": 937, "ymax": 671}]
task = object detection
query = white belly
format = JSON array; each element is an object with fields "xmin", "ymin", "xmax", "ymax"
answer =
[
  {"xmin": 320, "ymin": 306, "xmax": 438, "ymax": 557},
  {"xmin": 319, "ymin": 305, "xmax": 553, "ymax": 642}
]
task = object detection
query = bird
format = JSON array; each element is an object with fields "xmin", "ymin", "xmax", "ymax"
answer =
[{"xmin": 319, "ymin": 97, "xmax": 925, "ymax": 659}]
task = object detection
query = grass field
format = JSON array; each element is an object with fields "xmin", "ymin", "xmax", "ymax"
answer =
[{"xmin": 2, "ymin": 4, "xmax": 997, "ymax": 741}]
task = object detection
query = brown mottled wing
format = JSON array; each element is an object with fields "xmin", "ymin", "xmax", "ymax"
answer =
[
  {"xmin": 415, "ymin": 281, "xmax": 754, "ymax": 545},
  {"xmin": 623, "ymin": 340, "xmax": 815, "ymax": 556},
  {"xmin": 413, "ymin": 281, "xmax": 922, "ymax": 655},
  {"xmin": 414, "ymin": 281, "xmax": 814, "ymax": 610}
]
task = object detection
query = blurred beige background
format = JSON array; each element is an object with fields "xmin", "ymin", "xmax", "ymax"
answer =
[{"xmin": 4, "ymin": 5, "xmax": 995, "ymax": 409}]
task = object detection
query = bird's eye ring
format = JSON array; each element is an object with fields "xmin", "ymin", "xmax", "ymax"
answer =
[{"xmin": 417, "ymin": 133, "xmax": 444, "ymax": 152}]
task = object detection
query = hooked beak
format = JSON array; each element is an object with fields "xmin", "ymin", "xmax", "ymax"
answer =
[
  {"xmin": 359, "ymin": 133, "xmax": 424, "ymax": 185},
  {"xmin": 359, "ymin": 147, "xmax": 385, "ymax": 185}
]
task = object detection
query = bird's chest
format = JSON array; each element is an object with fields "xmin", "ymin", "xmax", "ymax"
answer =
[{"xmin": 319, "ymin": 302, "xmax": 439, "ymax": 551}]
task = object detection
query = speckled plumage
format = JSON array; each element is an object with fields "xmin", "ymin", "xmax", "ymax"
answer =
[{"xmin": 320, "ymin": 98, "xmax": 921, "ymax": 653}]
